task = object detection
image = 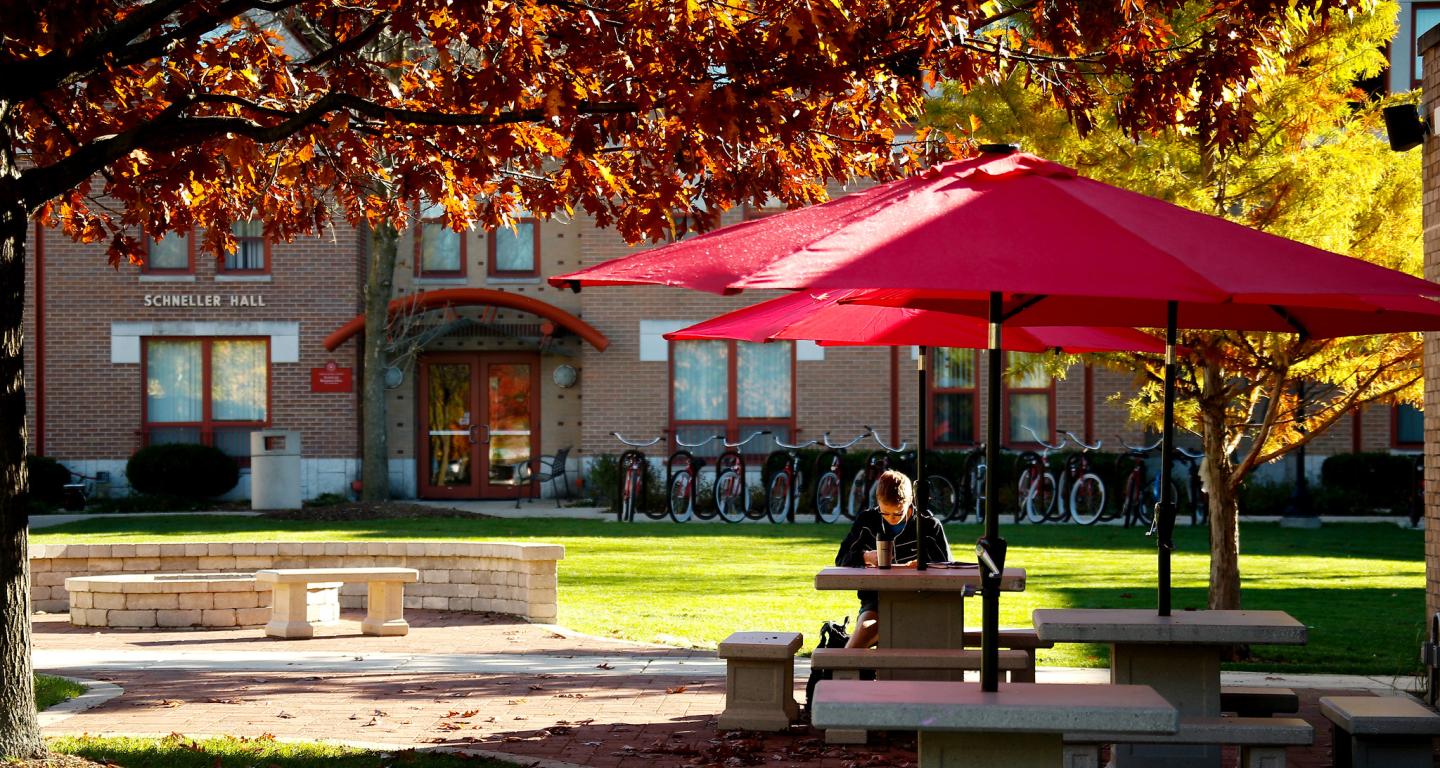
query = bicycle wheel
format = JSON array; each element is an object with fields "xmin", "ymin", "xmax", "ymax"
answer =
[
  {"xmin": 1017, "ymin": 467, "xmax": 1054, "ymax": 524},
  {"xmin": 1121, "ymin": 471, "xmax": 1143, "ymax": 528},
  {"xmin": 965, "ymin": 460, "xmax": 986, "ymax": 523},
  {"xmin": 814, "ymin": 472, "xmax": 842, "ymax": 523},
  {"xmin": 1046, "ymin": 474, "xmax": 1071, "ymax": 523},
  {"xmin": 766, "ymin": 472, "xmax": 790, "ymax": 524},
  {"xmin": 927, "ymin": 475, "xmax": 958, "ymax": 522},
  {"xmin": 1069, "ymin": 473, "xmax": 1106, "ymax": 525},
  {"xmin": 619, "ymin": 468, "xmax": 637, "ymax": 523},
  {"xmin": 714, "ymin": 470, "xmax": 746, "ymax": 523},
  {"xmin": 847, "ymin": 473, "xmax": 868, "ymax": 519},
  {"xmin": 667, "ymin": 470, "xmax": 694, "ymax": 523}
]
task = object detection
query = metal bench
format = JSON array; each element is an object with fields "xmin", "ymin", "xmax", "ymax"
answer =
[
  {"xmin": 1320, "ymin": 695, "xmax": 1440, "ymax": 768},
  {"xmin": 255, "ymin": 567, "xmax": 419, "ymax": 639},
  {"xmin": 960, "ymin": 627, "xmax": 1052, "ymax": 682},
  {"xmin": 1066, "ymin": 716, "xmax": 1312, "ymax": 768},
  {"xmin": 811, "ymin": 647, "xmax": 1031, "ymax": 743},
  {"xmin": 717, "ymin": 631, "xmax": 803, "ymax": 731}
]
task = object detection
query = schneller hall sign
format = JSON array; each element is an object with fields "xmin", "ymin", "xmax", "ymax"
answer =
[{"xmin": 143, "ymin": 294, "xmax": 268, "ymax": 307}]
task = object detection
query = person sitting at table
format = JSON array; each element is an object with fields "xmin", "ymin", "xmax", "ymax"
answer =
[{"xmin": 834, "ymin": 469, "xmax": 951, "ymax": 649}]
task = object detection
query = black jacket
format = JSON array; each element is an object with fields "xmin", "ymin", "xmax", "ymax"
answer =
[{"xmin": 835, "ymin": 506, "xmax": 952, "ymax": 608}]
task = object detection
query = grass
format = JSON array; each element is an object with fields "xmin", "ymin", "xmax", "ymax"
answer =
[
  {"xmin": 46, "ymin": 735, "xmax": 514, "ymax": 767},
  {"xmin": 32, "ymin": 516, "xmax": 1426, "ymax": 676},
  {"xmin": 34, "ymin": 674, "xmax": 85, "ymax": 711}
]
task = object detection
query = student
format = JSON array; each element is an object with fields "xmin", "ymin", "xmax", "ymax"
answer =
[{"xmin": 834, "ymin": 469, "xmax": 951, "ymax": 649}]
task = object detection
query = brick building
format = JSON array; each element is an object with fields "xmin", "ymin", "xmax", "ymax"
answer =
[{"xmin": 19, "ymin": 190, "xmax": 1418, "ymax": 502}]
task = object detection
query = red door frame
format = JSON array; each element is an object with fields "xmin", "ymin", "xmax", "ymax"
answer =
[{"xmin": 417, "ymin": 351, "xmax": 541, "ymax": 500}]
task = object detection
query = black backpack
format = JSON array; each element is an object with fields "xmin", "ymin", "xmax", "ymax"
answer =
[{"xmin": 803, "ymin": 617, "xmax": 851, "ymax": 716}]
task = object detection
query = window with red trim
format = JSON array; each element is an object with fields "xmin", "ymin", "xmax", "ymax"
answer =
[
  {"xmin": 487, "ymin": 219, "xmax": 539, "ymax": 277},
  {"xmin": 1003, "ymin": 351, "xmax": 1054, "ymax": 446},
  {"xmin": 417, "ymin": 202, "xmax": 466, "ymax": 277},
  {"xmin": 222, "ymin": 221, "xmax": 270, "ymax": 273},
  {"xmin": 143, "ymin": 232, "xmax": 192, "ymax": 274},
  {"xmin": 143, "ymin": 337, "xmax": 270, "ymax": 465},
  {"xmin": 931, "ymin": 347, "xmax": 978, "ymax": 447},
  {"xmin": 1395, "ymin": 404, "xmax": 1424, "ymax": 448},
  {"xmin": 670, "ymin": 339, "xmax": 794, "ymax": 457}
]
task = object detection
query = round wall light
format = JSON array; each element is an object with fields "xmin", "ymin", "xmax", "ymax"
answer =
[{"xmin": 552, "ymin": 364, "xmax": 579, "ymax": 389}]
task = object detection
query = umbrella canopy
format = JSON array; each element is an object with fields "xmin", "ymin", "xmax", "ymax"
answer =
[{"xmin": 666, "ymin": 289, "xmax": 1169, "ymax": 353}]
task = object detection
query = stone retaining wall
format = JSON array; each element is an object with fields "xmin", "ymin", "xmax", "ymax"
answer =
[{"xmin": 29, "ymin": 541, "xmax": 563, "ymax": 622}]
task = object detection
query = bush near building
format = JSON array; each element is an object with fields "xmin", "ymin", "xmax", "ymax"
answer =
[{"xmin": 125, "ymin": 444, "xmax": 239, "ymax": 500}]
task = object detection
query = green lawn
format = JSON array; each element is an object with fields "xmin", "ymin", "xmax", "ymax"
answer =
[
  {"xmin": 46, "ymin": 735, "xmax": 513, "ymax": 767},
  {"xmin": 34, "ymin": 674, "xmax": 85, "ymax": 711},
  {"xmin": 32, "ymin": 516, "xmax": 1426, "ymax": 676}
]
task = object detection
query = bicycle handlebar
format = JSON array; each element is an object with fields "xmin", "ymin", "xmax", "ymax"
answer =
[
  {"xmin": 1118, "ymin": 437, "xmax": 1164, "ymax": 453},
  {"xmin": 674, "ymin": 433, "xmax": 724, "ymax": 449},
  {"xmin": 823, "ymin": 428, "xmax": 873, "ymax": 449},
  {"xmin": 723, "ymin": 430, "xmax": 772, "ymax": 448},
  {"xmin": 774, "ymin": 438, "xmax": 818, "ymax": 450},
  {"xmin": 612, "ymin": 432, "xmax": 664, "ymax": 448},
  {"xmin": 1063, "ymin": 431, "xmax": 1102, "ymax": 451},
  {"xmin": 1023, "ymin": 425, "xmax": 1066, "ymax": 451},
  {"xmin": 1175, "ymin": 446, "xmax": 1204, "ymax": 460},
  {"xmin": 869, "ymin": 433, "xmax": 907, "ymax": 453}
]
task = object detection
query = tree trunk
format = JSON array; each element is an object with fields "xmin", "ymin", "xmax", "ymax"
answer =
[
  {"xmin": 0, "ymin": 98, "xmax": 44, "ymax": 759},
  {"xmin": 360, "ymin": 223, "xmax": 397, "ymax": 502},
  {"xmin": 1200, "ymin": 362, "xmax": 1242, "ymax": 611}
]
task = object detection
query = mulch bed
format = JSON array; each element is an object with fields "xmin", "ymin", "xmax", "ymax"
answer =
[
  {"xmin": 264, "ymin": 501, "xmax": 492, "ymax": 521},
  {"xmin": 4, "ymin": 755, "xmax": 110, "ymax": 768}
]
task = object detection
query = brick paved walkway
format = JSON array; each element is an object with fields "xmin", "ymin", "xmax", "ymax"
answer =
[{"xmin": 30, "ymin": 612, "xmax": 1432, "ymax": 767}]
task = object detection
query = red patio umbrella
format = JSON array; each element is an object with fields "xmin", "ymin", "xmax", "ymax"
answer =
[{"xmin": 553, "ymin": 146, "xmax": 1440, "ymax": 692}]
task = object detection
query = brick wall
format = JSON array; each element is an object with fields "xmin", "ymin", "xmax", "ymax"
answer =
[{"xmin": 1423, "ymin": 24, "xmax": 1440, "ymax": 620}]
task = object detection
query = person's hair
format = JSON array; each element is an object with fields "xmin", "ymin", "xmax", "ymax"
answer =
[{"xmin": 875, "ymin": 469, "xmax": 913, "ymax": 510}]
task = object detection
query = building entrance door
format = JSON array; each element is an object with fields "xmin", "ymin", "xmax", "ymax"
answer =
[{"xmin": 418, "ymin": 352, "xmax": 540, "ymax": 499}]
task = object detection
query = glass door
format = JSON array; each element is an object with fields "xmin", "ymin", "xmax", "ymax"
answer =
[
  {"xmin": 418, "ymin": 352, "xmax": 539, "ymax": 499},
  {"xmin": 480, "ymin": 356, "xmax": 539, "ymax": 498}
]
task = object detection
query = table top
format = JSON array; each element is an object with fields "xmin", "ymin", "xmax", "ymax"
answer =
[
  {"xmin": 812, "ymin": 680, "xmax": 1178, "ymax": 734},
  {"xmin": 814, "ymin": 566, "xmax": 1027, "ymax": 592},
  {"xmin": 1032, "ymin": 608, "xmax": 1307, "ymax": 646}
]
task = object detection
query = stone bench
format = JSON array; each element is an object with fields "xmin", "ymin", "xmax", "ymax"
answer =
[
  {"xmin": 960, "ymin": 628, "xmax": 1052, "ymax": 682},
  {"xmin": 256, "ymin": 567, "xmax": 418, "ymax": 639},
  {"xmin": 811, "ymin": 647, "xmax": 1032, "ymax": 744},
  {"xmin": 1320, "ymin": 695, "xmax": 1440, "ymax": 768},
  {"xmin": 717, "ymin": 631, "xmax": 802, "ymax": 731},
  {"xmin": 1066, "ymin": 716, "xmax": 1312, "ymax": 768},
  {"xmin": 1222, "ymin": 686, "xmax": 1299, "ymax": 717}
]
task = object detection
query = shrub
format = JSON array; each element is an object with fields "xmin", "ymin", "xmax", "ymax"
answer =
[
  {"xmin": 1320, "ymin": 452, "xmax": 1418, "ymax": 515},
  {"xmin": 586, "ymin": 453, "xmax": 664, "ymax": 514},
  {"xmin": 24, "ymin": 455, "xmax": 71, "ymax": 506},
  {"xmin": 126, "ymin": 444, "xmax": 239, "ymax": 499}
]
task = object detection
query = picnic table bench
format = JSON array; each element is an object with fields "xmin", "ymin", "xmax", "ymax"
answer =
[
  {"xmin": 1320, "ymin": 695, "xmax": 1440, "ymax": 768},
  {"xmin": 256, "ymin": 567, "xmax": 418, "ymax": 639}
]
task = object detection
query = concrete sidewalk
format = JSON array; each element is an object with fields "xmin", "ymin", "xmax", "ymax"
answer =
[{"xmin": 31, "ymin": 611, "xmax": 1430, "ymax": 768}]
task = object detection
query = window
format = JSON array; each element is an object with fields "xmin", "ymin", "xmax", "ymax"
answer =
[
  {"xmin": 931, "ymin": 347, "xmax": 978, "ymax": 446},
  {"xmin": 143, "ymin": 338, "xmax": 269, "ymax": 462},
  {"xmin": 671, "ymin": 339, "xmax": 793, "ymax": 455},
  {"xmin": 223, "ymin": 221, "xmax": 269, "ymax": 273},
  {"xmin": 1414, "ymin": 4, "xmax": 1440, "ymax": 87},
  {"xmin": 417, "ymin": 202, "xmax": 465, "ymax": 277},
  {"xmin": 487, "ymin": 219, "xmax": 539, "ymax": 277},
  {"xmin": 1004, "ymin": 351, "xmax": 1053, "ymax": 445},
  {"xmin": 1395, "ymin": 404, "xmax": 1424, "ymax": 447},
  {"xmin": 143, "ymin": 233, "xmax": 191, "ymax": 274}
]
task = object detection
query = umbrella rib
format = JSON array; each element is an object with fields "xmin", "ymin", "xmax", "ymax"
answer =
[
  {"xmin": 1001, "ymin": 294, "xmax": 1048, "ymax": 322},
  {"xmin": 1269, "ymin": 305, "xmax": 1311, "ymax": 340}
]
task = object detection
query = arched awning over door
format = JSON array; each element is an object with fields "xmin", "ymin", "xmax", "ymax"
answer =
[{"xmin": 322, "ymin": 288, "xmax": 609, "ymax": 352}]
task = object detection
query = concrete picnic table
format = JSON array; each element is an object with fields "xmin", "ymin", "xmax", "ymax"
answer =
[
  {"xmin": 812, "ymin": 678, "xmax": 1177, "ymax": 768},
  {"xmin": 1032, "ymin": 607, "xmax": 1307, "ymax": 768},
  {"xmin": 814, "ymin": 565, "xmax": 1026, "ymax": 651}
]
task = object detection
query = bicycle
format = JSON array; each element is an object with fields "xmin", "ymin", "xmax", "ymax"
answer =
[
  {"xmin": 1175, "ymin": 446, "xmax": 1207, "ymax": 527},
  {"xmin": 1119, "ymin": 438, "xmax": 1180, "ymax": 530},
  {"xmin": 765, "ymin": 437, "xmax": 819, "ymax": 524},
  {"xmin": 814, "ymin": 429, "xmax": 872, "ymax": 523},
  {"xmin": 1015, "ymin": 427, "xmax": 1062, "ymax": 524},
  {"xmin": 1059, "ymin": 432, "xmax": 1107, "ymax": 526},
  {"xmin": 848, "ymin": 433, "xmax": 908, "ymax": 517},
  {"xmin": 667, "ymin": 433, "xmax": 724, "ymax": 523},
  {"xmin": 957, "ymin": 443, "xmax": 986, "ymax": 523},
  {"xmin": 714, "ymin": 430, "xmax": 771, "ymax": 523},
  {"xmin": 612, "ymin": 432, "xmax": 664, "ymax": 522},
  {"xmin": 897, "ymin": 449, "xmax": 959, "ymax": 521}
]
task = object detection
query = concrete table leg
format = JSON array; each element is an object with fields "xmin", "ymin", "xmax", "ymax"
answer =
[
  {"xmin": 878, "ymin": 591, "xmax": 965, "ymax": 681},
  {"xmin": 1110, "ymin": 643, "xmax": 1221, "ymax": 768},
  {"xmin": 360, "ymin": 580, "xmax": 410, "ymax": 636},
  {"xmin": 919, "ymin": 731, "xmax": 1062, "ymax": 768},
  {"xmin": 1239, "ymin": 745, "xmax": 1288, "ymax": 768},
  {"xmin": 265, "ymin": 583, "xmax": 314, "ymax": 639}
]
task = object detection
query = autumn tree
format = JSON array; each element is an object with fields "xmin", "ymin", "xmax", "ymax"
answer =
[
  {"xmin": 926, "ymin": 2, "xmax": 1418, "ymax": 611},
  {"xmin": 0, "ymin": 0, "xmax": 1365, "ymax": 757}
]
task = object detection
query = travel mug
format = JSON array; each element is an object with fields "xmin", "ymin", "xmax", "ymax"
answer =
[{"xmin": 876, "ymin": 539, "xmax": 894, "ymax": 569}]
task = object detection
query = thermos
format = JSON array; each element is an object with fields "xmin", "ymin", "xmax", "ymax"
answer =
[{"xmin": 876, "ymin": 527, "xmax": 894, "ymax": 569}]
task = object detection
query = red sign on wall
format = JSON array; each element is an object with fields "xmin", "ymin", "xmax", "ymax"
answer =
[{"xmin": 311, "ymin": 361, "xmax": 353, "ymax": 393}]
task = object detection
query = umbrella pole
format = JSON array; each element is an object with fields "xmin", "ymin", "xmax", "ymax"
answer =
[
  {"xmin": 916, "ymin": 346, "xmax": 928, "ymax": 571},
  {"xmin": 980, "ymin": 292, "xmax": 1007, "ymax": 692},
  {"xmin": 1158, "ymin": 301, "xmax": 1178, "ymax": 616}
]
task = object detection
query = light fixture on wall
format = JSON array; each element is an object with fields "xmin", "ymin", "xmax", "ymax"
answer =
[
  {"xmin": 1382, "ymin": 103, "xmax": 1430, "ymax": 152},
  {"xmin": 552, "ymin": 364, "xmax": 579, "ymax": 388}
]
